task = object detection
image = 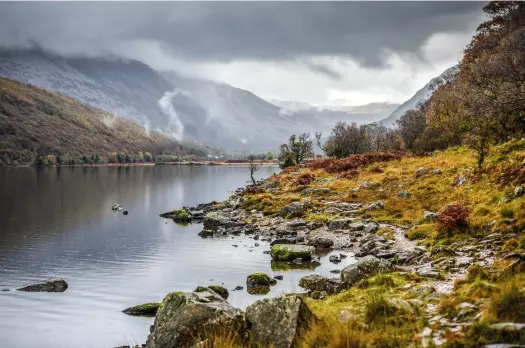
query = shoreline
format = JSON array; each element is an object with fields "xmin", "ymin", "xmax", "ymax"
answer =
[{"xmin": 5, "ymin": 161, "xmax": 279, "ymax": 168}]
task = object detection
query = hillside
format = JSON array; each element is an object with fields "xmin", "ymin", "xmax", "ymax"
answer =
[{"xmin": 0, "ymin": 76, "xmax": 194, "ymax": 165}]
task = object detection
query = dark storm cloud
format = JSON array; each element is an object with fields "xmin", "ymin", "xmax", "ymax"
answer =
[{"xmin": 0, "ymin": 2, "xmax": 484, "ymax": 67}]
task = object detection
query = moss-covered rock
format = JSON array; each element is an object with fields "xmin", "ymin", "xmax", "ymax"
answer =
[
  {"xmin": 197, "ymin": 229, "xmax": 215, "ymax": 238},
  {"xmin": 159, "ymin": 209, "xmax": 192, "ymax": 223},
  {"xmin": 194, "ymin": 285, "xmax": 229, "ymax": 300},
  {"xmin": 247, "ymin": 273, "xmax": 272, "ymax": 287},
  {"xmin": 270, "ymin": 244, "xmax": 315, "ymax": 261},
  {"xmin": 122, "ymin": 302, "xmax": 161, "ymax": 317}
]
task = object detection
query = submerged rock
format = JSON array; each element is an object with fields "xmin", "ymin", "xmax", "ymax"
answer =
[
  {"xmin": 270, "ymin": 244, "xmax": 315, "ymax": 261},
  {"xmin": 246, "ymin": 273, "xmax": 276, "ymax": 287},
  {"xmin": 245, "ymin": 295, "xmax": 318, "ymax": 348},
  {"xmin": 341, "ymin": 256, "xmax": 393, "ymax": 286},
  {"xmin": 123, "ymin": 302, "xmax": 161, "ymax": 317},
  {"xmin": 112, "ymin": 204, "xmax": 121, "ymax": 210},
  {"xmin": 146, "ymin": 290, "xmax": 245, "ymax": 348},
  {"xmin": 17, "ymin": 278, "xmax": 68, "ymax": 292},
  {"xmin": 159, "ymin": 209, "xmax": 192, "ymax": 223}
]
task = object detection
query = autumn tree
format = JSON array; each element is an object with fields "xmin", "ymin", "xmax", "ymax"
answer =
[{"xmin": 278, "ymin": 133, "xmax": 314, "ymax": 168}]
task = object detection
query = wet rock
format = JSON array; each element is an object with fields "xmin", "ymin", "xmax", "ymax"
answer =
[
  {"xmin": 514, "ymin": 186, "xmax": 524, "ymax": 197},
  {"xmin": 363, "ymin": 222, "xmax": 380, "ymax": 234},
  {"xmin": 123, "ymin": 302, "xmax": 161, "ymax": 317},
  {"xmin": 365, "ymin": 201, "xmax": 385, "ymax": 212},
  {"xmin": 329, "ymin": 255, "xmax": 341, "ymax": 263},
  {"xmin": 397, "ymin": 190, "xmax": 410, "ymax": 198},
  {"xmin": 424, "ymin": 211, "xmax": 439, "ymax": 221},
  {"xmin": 203, "ymin": 212, "xmax": 233, "ymax": 230},
  {"xmin": 341, "ymin": 256, "xmax": 393, "ymax": 286},
  {"xmin": 232, "ymin": 286, "xmax": 244, "ymax": 291},
  {"xmin": 416, "ymin": 264, "xmax": 443, "ymax": 279},
  {"xmin": 198, "ymin": 229, "xmax": 215, "ymax": 238},
  {"xmin": 146, "ymin": 290, "xmax": 245, "ymax": 348},
  {"xmin": 123, "ymin": 210, "xmax": 129, "ymax": 215},
  {"xmin": 17, "ymin": 278, "xmax": 68, "ymax": 292},
  {"xmin": 253, "ymin": 235, "xmax": 260, "ymax": 241},
  {"xmin": 330, "ymin": 269, "xmax": 341, "ymax": 274},
  {"xmin": 271, "ymin": 244, "xmax": 315, "ymax": 261},
  {"xmin": 279, "ymin": 202, "xmax": 305, "ymax": 218},
  {"xmin": 328, "ymin": 218, "xmax": 353, "ymax": 231},
  {"xmin": 160, "ymin": 209, "xmax": 192, "ymax": 223},
  {"xmin": 274, "ymin": 275, "xmax": 284, "ymax": 280},
  {"xmin": 270, "ymin": 238, "xmax": 296, "ymax": 246},
  {"xmin": 194, "ymin": 285, "xmax": 229, "ymax": 300},
  {"xmin": 246, "ymin": 273, "xmax": 275, "ymax": 287},
  {"xmin": 245, "ymin": 295, "xmax": 318, "ymax": 348},
  {"xmin": 416, "ymin": 168, "xmax": 429, "ymax": 177},
  {"xmin": 348, "ymin": 222, "xmax": 365, "ymax": 231},
  {"xmin": 287, "ymin": 219, "xmax": 307, "ymax": 228},
  {"xmin": 307, "ymin": 237, "xmax": 334, "ymax": 249},
  {"xmin": 307, "ymin": 221, "xmax": 324, "ymax": 230},
  {"xmin": 112, "ymin": 204, "xmax": 121, "ymax": 210},
  {"xmin": 454, "ymin": 175, "xmax": 468, "ymax": 187},
  {"xmin": 339, "ymin": 253, "xmax": 347, "ymax": 259}
]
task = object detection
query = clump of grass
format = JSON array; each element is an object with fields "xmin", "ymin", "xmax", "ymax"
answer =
[
  {"xmin": 406, "ymin": 224, "xmax": 435, "ymax": 241},
  {"xmin": 502, "ymin": 238, "xmax": 519, "ymax": 251},
  {"xmin": 500, "ymin": 207, "xmax": 515, "ymax": 219},
  {"xmin": 295, "ymin": 172, "xmax": 316, "ymax": 186},
  {"xmin": 300, "ymin": 322, "xmax": 367, "ymax": 348},
  {"xmin": 365, "ymin": 294, "xmax": 405, "ymax": 325},
  {"xmin": 487, "ymin": 281, "xmax": 525, "ymax": 322}
]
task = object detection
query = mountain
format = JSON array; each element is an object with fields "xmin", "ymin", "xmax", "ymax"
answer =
[
  {"xmin": 379, "ymin": 65, "xmax": 459, "ymax": 127},
  {"xmin": 0, "ymin": 47, "xmax": 395, "ymax": 151},
  {"xmin": 0, "ymin": 76, "xmax": 194, "ymax": 166}
]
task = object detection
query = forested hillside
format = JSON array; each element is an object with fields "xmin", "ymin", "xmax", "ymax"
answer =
[{"xmin": 0, "ymin": 77, "xmax": 206, "ymax": 166}]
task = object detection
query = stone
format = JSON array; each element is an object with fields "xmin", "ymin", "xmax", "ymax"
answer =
[
  {"xmin": 270, "ymin": 238, "xmax": 297, "ymax": 246},
  {"xmin": 348, "ymin": 222, "xmax": 365, "ymax": 231},
  {"xmin": 341, "ymin": 256, "xmax": 393, "ymax": 286},
  {"xmin": 194, "ymin": 285, "xmax": 229, "ymax": 300},
  {"xmin": 360, "ymin": 181, "xmax": 377, "ymax": 188},
  {"xmin": 514, "ymin": 186, "xmax": 524, "ymax": 197},
  {"xmin": 274, "ymin": 275, "xmax": 284, "ymax": 280},
  {"xmin": 245, "ymin": 295, "xmax": 318, "ymax": 348},
  {"xmin": 203, "ymin": 212, "xmax": 232, "ymax": 230},
  {"xmin": 160, "ymin": 209, "xmax": 192, "ymax": 223},
  {"xmin": 232, "ymin": 286, "xmax": 244, "ymax": 291},
  {"xmin": 287, "ymin": 219, "xmax": 307, "ymax": 228},
  {"xmin": 279, "ymin": 202, "xmax": 305, "ymax": 218},
  {"xmin": 328, "ymin": 219, "xmax": 353, "ymax": 231},
  {"xmin": 363, "ymin": 222, "xmax": 380, "ymax": 234},
  {"xmin": 299, "ymin": 275, "xmax": 342, "ymax": 294},
  {"xmin": 112, "ymin": 204, "xmax": 121, "ymax": 210},
  {"xmin": 264, "ymin": 180, "xmax": 279, "ymax": 189},
  {"xmin": 146, "ymin": 290, "xmax": 245, "ymax": 348},
  {"xmin": 398, "ymin": 190, "xmax": 410, "ymax": 198},
  {"xmin": 246, "ymin": 273, "xmax": 274, "ymax": 287},
  {"xmin": 123, "ymin": 210, "xmax": 129, "ymax": 215},
  {"xmin": 123, "ymin": 302, "xmax": 161, "ymax": 317},
  {"xmin": 454, "ymin": 175, "xmax": 468, "ymax": 187},
  {"xmin": 339, "ymin": 253, "xmax": 348, "ymax": 259},
  {"xmin": 198, "ymin": 229, "xmax": 215, "ymax": 238},
  {"xmin": 416, "ymin": 264, "xmax": 443, "ymax": 279},
  {"xmin": 306, "ymin": 221, "xmax": 324, "ymax": 230},
  {"xmin": 330, "ymin": 269, "xmax": 341, "ymax": 274},
  {"xmin": 424, "ymin": 211, "xmax": 439, "ymax": 221},
  {"xmin": 17, "ymin": 278, "xmax": 68, "ymax": 292},
  {"xmin": 310, "ymin": 291, "xmax": 327, "ymax": 300},
  {"xmin": 307, "ymin": 237, "xmax": 334, "ymax": 249},
  {"xmin": 351, "ymin": 187, "xmax": 361, "ymax": 193},
  {"xmin": 271, "ymin": 244, "xmax": 315, "ymax": 261},
  {"xmin": 301, "ymin": 188, "xmax": 331, "ymax": 195},
  {"xmin": 432, "ymin": 169, "xmax": 442, "ymax": 175},
  {"xmin": 329, "ymin": 255, "xmax": 341, "ymax": 263},
  {"xmin": 416, "ymin": 168, "xmax": 429, "ymax": 177},
  {"xmin": 489, "ymin": 323, "xmax": 525, "ymax": 331},
  {"xmin": 365, "ymin": 201, "xmax": 385, "ymax": 212}
]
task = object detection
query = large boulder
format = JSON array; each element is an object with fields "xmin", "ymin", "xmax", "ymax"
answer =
[
  {"xmin": 203, "ymin": 212, "xmax": 232, "ymax": 230},
  {"xmin": 341, "ymin": 256, "xmax": 394, "ymax": 286},
  {"xmin": 279, "ymin": 202, "xmax": 306, "ymax": 218},
  {"xmin": 299, "ymin": 275, "xmax": 342, "ymax": 294},
  {"xmin": 271, "ymin": 244, "xmax": 315, "ymax": 261},
  {"xmin": 146, "ymin": 290, "xmax": 245, "ymax": 348},
  {"xmin": 17, "ymin": 278, "xmax": 68, "ymax": 292},
  {"xmin": 246, "ymin": 295, "xmax": 318, "ymax": 348}
]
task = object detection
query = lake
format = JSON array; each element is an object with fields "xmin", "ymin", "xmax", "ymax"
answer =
[{"xmin": 0, "ymin": 165, "xmax": 356, "ymax": 348}]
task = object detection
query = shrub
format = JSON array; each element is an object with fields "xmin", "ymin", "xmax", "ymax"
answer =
[
  {"xmin": 436, "ymin": 202, "xmax": 470, "ymax": 237},
  {"xmin": 295, "ymin": 172, "xmax": 315, "ymax": 186}
]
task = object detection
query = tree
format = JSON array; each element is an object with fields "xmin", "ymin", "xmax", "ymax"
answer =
[
  {"xmin": 265, "ymin": 152, "xmax": 274, "ymax": 161},
  {"xmin": 277, "ymin": 133, "xmax": 314, "ymax": 168},
  {"xmin": 248, "ymin": 154, "xmax": 264, "ymax": 185},
  {"xmin": 396, "ymin": 104, "xmax": 428, "ymax": 152}
]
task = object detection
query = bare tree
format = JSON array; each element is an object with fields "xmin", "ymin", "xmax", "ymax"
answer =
[{"xmin": 248, "ymin": 154, "xmax": 264, "ymax": 185}]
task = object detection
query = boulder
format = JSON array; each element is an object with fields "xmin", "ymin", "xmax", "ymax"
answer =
[
  {"xmin": 415, "ymin": 168, "xmax": 428, "ymax": 177},
  {"xmin": 397, "ymin": 190, "xmax": 410, "ymax": 198},
  {"xmin": 299, "ymin": 275, "xmax": 342, "ymax": 294},
  {"xmin": 271, "ymin": 245, "xmax": 315, "ymax": 261},
  {"xmin": 246, "ymin": 273, "xmax": 277, "ymax": 287},
  {"xmin": 146, "ymin": 290, "xmax": 245, "ymax": 348},
  {"xmin": 194, "ymin": 285, "xmax": 229, "ymax": 300},
  {"xmin": 159, "ymin": 209, "xmax": 192, "ymax": 223},
  {"xmin": 123, "ymin": 302, "xmax": 161, "ymax": 317},
  {"xmin": 203, "ymin": 212, "xmax": 232, "ymax": 230},
  {"xmin": 279, "ymin": 202, "xmax": 305, "ymax": 218},
  {"xmin": 17, "ymin": 278, "xmax": 68, "ymax": 292},
  {"xmin": 365, "ymin": 201, "xmax": 385, "ymax": 212},
  {"xmin": 270, "ymin": 238, "xmax": 297, "ymax": 246},
  {"xmin": 514, "ymin": 186, "xmax": 524, "ymax": 197},
  {"xmin": 363, "ymin": 222, "xmax": 380, "ymax": 234},
  {"xmin": 424, "ymin": 211, "xmax": 439, "ymax": 221},
  {"xmin": 454, "ymin": 175, "xmax": 468, "ymax": 187},
  {"xmin": 245, "ymin": 295, "xmax": 318, "ymax": 348},
  {"xmin": 307, "ymin": 237, "xmax": 334, "ymax": 249},
  {"xmin": 197, "ymin": 229, "xmax": 215, "ymax": 238},
  {"xmin": 328, "ymin": 218, "xmax": 353, "ymax": 231},
  {"xmin": 348, "ymin": 222, "xmax": 365, "ymax": 231},
  {"xmin": 341, "ymin": 256, "xmax": 394, "ymax": 286},
  {"xmin": 112, "ymin": 204, "xmax": 121, "ymax": 210}
]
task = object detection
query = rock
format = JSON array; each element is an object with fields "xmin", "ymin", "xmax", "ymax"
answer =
[
  {"xmin": 1, "ymin": 288, "xmax": 9, "ymax": 292},
  {"xmin": 279, "ymin": 202, "xmax": 305, "ymax": 218},
  {"xmin": 253, "ymin": 235, "xmax": 260, "ymax": 241},
  {"xmin": 339, "ymin": 253, "xmax": 348, "ymax": 259},
  {"xmin": 299, "ymin": 275, "xmax": 342, "ymax": 294},
  {"xmin": 363, "ymin": 222, "xmax": 380, "ymax": 234},
  {"xmin": 245, "ymin": 295, "xmax": 318, "ymax": 348},
  {"xmin": 328, "ymin": 218, "xmax": 353, "ymax": 230},
  {"xmin": 301, "ymin": 188, "xmax": 331, "ymax": 195},
  {"xmin": 160, "ymin": 209, "xmax": 192, "ymax": 223},
  {"xmin": 274, "ymin": 275, "xmax": 284, "ymax": 280},
  {"xmin": 416, "ymin": 168, "xmax": 429, "ymax": 177},
  {"xmin": 330, "ymin": 269, "xmax": 341, "ymax": 274},
  {"xmin": 232, "ymin": 286, "xmax": 244, "ymax": 291},
  {"xmin": 416, "ymin": 264, "xmax": 443, "ymax": 279},
  {"xmin": 341, "ymin": 256, "xmax": 393, "ymax": 286},
  {"xmin": 306, "ymin": 221, "xmax": 324, "ymax": 230},
  {"xmin": 17, "ymin": 278, "xmax": 68, "ymax": 292},
  {"xmin": 270, "ymin": 238, "xmax": 297, "ymax": 246},
  {"xmin": 348, "ymin": 222, "xmax": 365, "ymax": 231},
  {"xmin": 247, "ymin": 286, "xmax": 271, "ymax": 295},
  {"xmin": 123, "ymin": 302, "xmax": 161, "ymax": 317},
  {"xmin": 310, "ymin": 291, "xmax": 327, "ymax": 300},
  {"xmin": 264, "ymin": 180, "xmax": 279, "ymax": 189},
  {"xmin": 287, "ymin": 219, "xmax": 307, "ymax": 228},
  {"xmin": 194, "ymin": 285, "xmax": 229, "ymax": 300},
  {"xmin": 146, "ymin": 290, "xmax": 245, "ymax": 348},
  {"xmin": 365, "ymin": 201, "xmax": 385, "ymax": 212},
  {"xmin": 123, "ymin": 210, "xmax": 129, "ymax": 215},
  {"xmin": 351, "ymin": 187, "xmax": 361, "ymax": 193},
  {"xmin": 329, "ymin": 255, "xmax": 341, "ymax": 263},
  {"xmin": 432, "ymin": 169, "xmax": 442, "ymax": 175},
  {"xmin": 360, "ymin": 181, "xmax": 377, "ymax": 188},
  {"xmin": 246, "ymin": 273, "xmax": 274, "ymax": 287},
  {"xmin": 271, "ymin": 244, "xmax": 315, "ymax": 261},
  {"xmin": 454, "ymin": 175, "xmax": 468, "ymax": 187},
  {"xmin": 514, "ymin": 186, "xmax": 524, "ymax": 197},
  {"xmin": 198, "ymin": 229, "xmax": 215, "ymax": 238},
  {"xmin": 307, "ymin": 237, "xmax": 334, "ymax": 249},
  {"xmin": 424, "ymin": 211, "xmax": 439, "ymax": 221},
  {"xmin": 203, "ymin": 212, "xmax": 232, "ymax": 230},
  {"xmin": 489, "ymin": 323, "xmax": 525, "ymax": 331},
  {"xmin": 112, "ymin": 204, "xmax": 121, "ymax": 210},
  {"xmin": 397, "ymin": 190, "xmax": 410, "ymax": 198}
]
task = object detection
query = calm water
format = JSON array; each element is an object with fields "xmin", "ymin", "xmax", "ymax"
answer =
[{"xmin": 0, "ymin": 165, "xmax": 356, "ymax": 348}]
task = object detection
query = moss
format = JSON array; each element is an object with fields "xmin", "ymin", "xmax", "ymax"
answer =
[
  {"xmin": 271, "ymin": 261, "xmax": 318, "ymax": 271},
  {"xmin": 406, "ymin": 224, "xmax": 435, "ymax": 241},
  {"xmin": 194, "ymin": 285, "xmax": 229, "ymax": 300},
  {"xmin": 122, "ymin": 302, "xmax": 161, "ymax": 316},
  {"xmin": 247, "ymin": 285, "xmax": 270, "ymax": 295},
  {"xmin": 246, "ymin": 273, "xmax": 271, "ymax": 287},
  {"xmin": 270, "ymin": 244, "xmax": 313, "ymax": 261},
  {"xmin": 159, "ymin": 209, "xmax": 192, "ymax": 223},
  {"xmin": 500, "ymin": 207, "xmax": 515, "ymax": 219}
]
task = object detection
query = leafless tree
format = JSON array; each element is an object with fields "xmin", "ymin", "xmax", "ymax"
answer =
[{"xmin": 248, "ymin": 154, "xmax": 264, "ymax": 185}]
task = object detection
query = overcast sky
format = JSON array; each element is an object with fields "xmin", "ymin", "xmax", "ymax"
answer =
[{"xmin": 0, "ymin": 2, "xmax": 486, "ymax": 106}]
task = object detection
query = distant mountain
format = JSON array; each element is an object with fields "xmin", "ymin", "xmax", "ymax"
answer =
[
  {"xmin": 0, "ymin": 76, "xmax": 185, "ymax": 165},
  {"xmin": 380, "ymin": 65, "xmax": 459, "ymax": 127},
  {"xmin": 0, "ymin": 47, "xmax": 397, "ymax": 151}
]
